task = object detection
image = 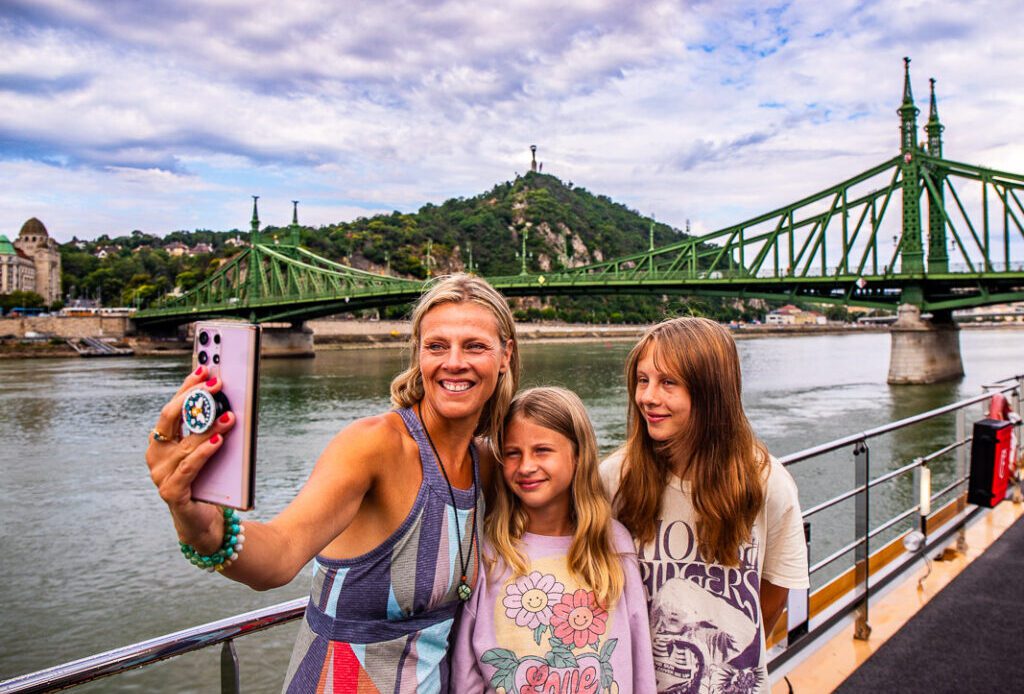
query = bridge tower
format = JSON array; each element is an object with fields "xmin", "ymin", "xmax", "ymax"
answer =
[
  {"xmin": 898, "ymin": 57, "xmax": 925, "ymax": 284},
  {"xmin": 925, "ymin": 79, "xmax": 949, "ymax": 273},
  {"xmin": 286, "ymin": 200, "xmax": 302, "ymax": 246},
  {"xmin": 888, "ymin": 60, "xmax": 963, "ymax": 384},
  {"xmin": 250, "ymin": 195, "xmax": 260, "ymax": 236},
  {"xmin": 248, "ymin": 196, "xmax": 314, "ymax": 357}
]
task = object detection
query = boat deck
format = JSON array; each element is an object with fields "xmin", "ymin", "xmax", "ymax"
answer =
[{"xmin": 775, "ymin": 499, "xmax": 1024, "ymax": 693}]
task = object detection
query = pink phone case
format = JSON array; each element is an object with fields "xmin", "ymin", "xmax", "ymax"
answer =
[{"xmin": 190, "ymin": 321, "xmax": 260, "ymax": 510}]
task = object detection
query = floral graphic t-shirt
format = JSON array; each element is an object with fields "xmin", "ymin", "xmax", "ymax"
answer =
[
  {"xmin": 450, "ymin": 523, "xmax": 656, "ymax": 693},
  {"xmin": 601, "ymin": 454, "xmax": 809, "ymax": 694}
]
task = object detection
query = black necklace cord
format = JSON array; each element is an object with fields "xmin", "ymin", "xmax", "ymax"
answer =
[{"xmin": 417, "ymin": 404, "xmax": 478, "ymax": 601}]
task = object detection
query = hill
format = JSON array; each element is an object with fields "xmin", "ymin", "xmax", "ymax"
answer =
[
  {"xmin": 288, "ymin": 171, "xmax": 684, "ymax": 278},
  {"xmin": 52, "ymin": 172, "xmax": 769, "ymax": 322}
]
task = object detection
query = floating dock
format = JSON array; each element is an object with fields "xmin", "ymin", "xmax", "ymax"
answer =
[{"xmin": 65, "ymin": 337, "xmax": 134, "ymax": 357}]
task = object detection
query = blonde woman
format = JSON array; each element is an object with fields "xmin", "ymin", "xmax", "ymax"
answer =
[
  {"xmin": 146, "ymin": 274, "xmax": 519, "ymax": 693},
  {"xmin": 601, "ymin": 318, "xmax": 808, "ymax": 694},
  {"xmin": 452, "ymin": 387, "xmax": 655, "ymax": 693}
]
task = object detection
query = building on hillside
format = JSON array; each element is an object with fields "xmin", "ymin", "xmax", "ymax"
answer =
[
  {"xmin": 10, "ymin": 218, "xmax": 61, "ymax": 305},
  {"xmin": 190, "ymin": 242, "xmax": 214, "ymax": 255},
  {"xmin": 165, "ymin": 241, "xmax": 188, "ymax": 257},
  {"xmin": 225, "ymin": 236, "xmax": 247, "ymax": 247},
  {"xmin": 0, "ymin": 234, "xmax": 37, "ymax": 295},
  {"xmin": 766, "ymin": 304, "xmax": 827, "ymax": 326}
]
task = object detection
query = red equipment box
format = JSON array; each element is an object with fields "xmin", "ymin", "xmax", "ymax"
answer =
[{"xmin": 968, "ymin": 418, "xmax": 1014, "ymax": 508}]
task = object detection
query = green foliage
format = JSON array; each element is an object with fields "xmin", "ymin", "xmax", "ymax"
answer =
[
  {"xmin": 823, "ymin": 304, "xmax": 850, "ymax": 322},
  {"xmin": 0, "ymin": 290, "xmax": 46, "ymax": 313},
  {"xmin": 57, "ymin": 171, "xmax": 743, "ymax": 322},
  {"xmin": 60, "ymin": 240, "xmax": 228, "ymax": 308}
]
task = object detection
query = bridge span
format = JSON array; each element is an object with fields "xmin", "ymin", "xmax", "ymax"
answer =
[{"xmin": 135, "ymin": 60, "xmax": 1024, "ymax": 383}]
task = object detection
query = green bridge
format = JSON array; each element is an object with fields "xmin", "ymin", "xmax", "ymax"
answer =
[{"xmin": 135, "ymin": 60, "xmax": 1024, "ymax": 383}]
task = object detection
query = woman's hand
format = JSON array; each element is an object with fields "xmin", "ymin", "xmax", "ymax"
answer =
[{"xmin": 146, "ymin": 365, "xmax": 236, "ymax": 553}]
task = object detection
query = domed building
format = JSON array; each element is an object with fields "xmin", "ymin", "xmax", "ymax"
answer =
[
  {"xmin": 0, "ymin": 233, "xmax": 37, "ymax": 297},
  {"xmin": 10, "ymin": 218, "xmax": 62, "ymax": 305}
]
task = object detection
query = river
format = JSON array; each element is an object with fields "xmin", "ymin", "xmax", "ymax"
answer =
[{"xmin": 0, "ymin": 328, "xmax": 1020, "ymax": 691}]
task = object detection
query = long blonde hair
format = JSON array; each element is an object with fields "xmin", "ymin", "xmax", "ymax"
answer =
[
  {"xmin": 390, "ymin": 274, "xmax": 519, "ymax": 443},
  {"xmin": 614, "ymin": 317, "xmax": 768, "ymax": 566},
  {"xmin": 487, "ymin": 386, "xmax": 624, "ymax": 607}
]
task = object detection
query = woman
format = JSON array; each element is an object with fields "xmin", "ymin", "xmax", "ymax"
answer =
[
  {"xmin": 601, "ymin": 317, "xmax": 808, "ymax": 694},
  {"xmin": 146, "ymin": 274, "xmax": 520, "ymax": 693}
]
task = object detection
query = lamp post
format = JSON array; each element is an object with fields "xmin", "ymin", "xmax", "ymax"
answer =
[{"xmin": 518, "ymin": 223, "xmax": 531, "ymax": 275}]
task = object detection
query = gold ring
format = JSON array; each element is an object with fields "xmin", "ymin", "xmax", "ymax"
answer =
[{"xmin": 151, "ymin": 428, "xmax": 174, "ymax": 443}]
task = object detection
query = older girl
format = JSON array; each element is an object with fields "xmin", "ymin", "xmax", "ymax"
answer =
[
  {"xmin": 452, "ymin": 387, "xmax": 655, "ymax": 693},
  {"xmin": 146, "ymin": 274, "xmax": 519, "ymax": 693},
  {"xmin": 601, "ymin": 317, "xmax": 808, "ymax": 694}
]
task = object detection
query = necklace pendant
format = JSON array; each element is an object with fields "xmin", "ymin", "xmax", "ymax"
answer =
[{"xmin": 457, "ymin": 581, "xmax": 472, "ymax": 602}]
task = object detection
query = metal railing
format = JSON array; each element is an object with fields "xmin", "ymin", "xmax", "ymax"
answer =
[
  {"xmin": 2, "ymin": 376, "xmax": 1022, "ymax": 693},
  {"xmin": 772, "ymin": 374, "xmax": 1023, "ymax": 665}
]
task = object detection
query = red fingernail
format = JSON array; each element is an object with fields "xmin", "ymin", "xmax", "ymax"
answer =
[
  {"xmin": 210, "ymin": 434, "xmax": 221, "ymax": 444},
  {"xmin": 218, "ymin": 413, "xmax": 230, "ymax": 423},
  {"xmin": 194, "ymin": 366, "xmax": 203, "ymax": 376},
  {"xmin": 206, "ymin": 377, "xmax": 218, "ymax": 387}
]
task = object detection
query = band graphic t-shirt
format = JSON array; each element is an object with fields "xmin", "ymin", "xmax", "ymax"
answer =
[{"xmin": 601, "ymin": 454, "xmax": 809, "ymax": 694}]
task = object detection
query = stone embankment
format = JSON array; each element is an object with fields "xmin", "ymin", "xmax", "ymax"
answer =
[
  {"xmin": 1, "ymin": 315, "xmax": 1018, "ymax": 359},
  {"xmin": 307, "ymin": 319, "xmax": 649, "ymax": 349},
  {"xmin": 0, "ymin": 315, "xmax": 132, "ymax": 339}
]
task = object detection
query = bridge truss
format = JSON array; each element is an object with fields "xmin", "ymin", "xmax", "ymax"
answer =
[
  {"xmin": 136, "ymin": 63, "xmax": 1024, "ymax": 327},
  {"xmin": 488, "ymin": 153, "xmax": 1024, "ymax": 313}
]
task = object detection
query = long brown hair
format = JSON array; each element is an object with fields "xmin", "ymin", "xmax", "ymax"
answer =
[
  {"xmin": 390, "ymin": 274, "xmax": 519, "ymax": 443},
  {"xmin": 487, "ymin": 387, "xmax": 625, "ymax": 607},
  {"xmin": 613, "ymin": 317, "xmax": 767, "ymax": 566}
]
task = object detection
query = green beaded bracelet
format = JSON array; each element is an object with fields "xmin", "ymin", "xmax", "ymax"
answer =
[{"xmin": 179, "ymin": 507, "xmax": 245, "ymax": 573}]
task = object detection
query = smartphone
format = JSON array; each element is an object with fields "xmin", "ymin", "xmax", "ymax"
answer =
[{"xmin": 189, "ymin": 321, "xmax": 260, "ymax": 510}]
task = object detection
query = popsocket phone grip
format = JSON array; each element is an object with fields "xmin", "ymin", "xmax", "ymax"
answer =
[{"xmin": 182, "ymin": 388, "xmax": 231, "ymax": 436}]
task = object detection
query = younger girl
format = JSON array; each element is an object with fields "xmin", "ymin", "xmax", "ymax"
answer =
[
  {"xmin": 452, "ymin": 387, "xmax": 655, "ymax": 693},
  {"xmin": 602, "ymin": 317, "xmax": 809, "ymax": 694}
]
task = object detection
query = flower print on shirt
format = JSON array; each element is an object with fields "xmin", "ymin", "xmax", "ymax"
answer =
[
  {"xmin": 483, "ymin": 571, "xmax": 619, "ymax": 693},
  {"xmin": 503, "ymin": 571, "xmax": 564, "ymax": 629},
  {"xmin": 551, "ymin": 589, "xmax": 608, "ymax": 649}
]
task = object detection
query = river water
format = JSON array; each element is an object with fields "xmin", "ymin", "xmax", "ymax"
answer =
[{"xmin": 0, "ymin": 328, "xmax": 1020, "ymax": 691}]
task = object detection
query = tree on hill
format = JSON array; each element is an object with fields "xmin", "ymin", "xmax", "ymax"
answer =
[{"xmin": 57, "ymin": 171, "xmax": 773, "ymax": 322}]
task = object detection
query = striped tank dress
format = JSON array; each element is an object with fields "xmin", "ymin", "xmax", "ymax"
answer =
[{"xmin": 281, "ymin": 407, "xmax": 482, "ymax": 693}]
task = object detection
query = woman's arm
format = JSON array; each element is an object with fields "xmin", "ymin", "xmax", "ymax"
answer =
[
  {"xmin": 146, "ymin": 367, "xmax": 396, "ymax": 590},
  {"xmin": 217, "ymin": 417, "xmax": 397, "ymax": 589},
  {"xmin": 759, "ymin": 458, "xmax": 810, "ymax": 634},
  {"xmin": 759, "ymin": 579, "xmax": 789, "ymax": 634}
]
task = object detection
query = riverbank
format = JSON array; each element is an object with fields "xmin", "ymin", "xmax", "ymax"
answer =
[{"xmin": 1, "ymin": 319, "xmax": 1020, "ymax": 358}]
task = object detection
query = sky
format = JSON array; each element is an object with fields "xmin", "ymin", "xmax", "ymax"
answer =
[{"xmin": 1, "ymin": 0, "xmax": 1022, "ymax": 243}]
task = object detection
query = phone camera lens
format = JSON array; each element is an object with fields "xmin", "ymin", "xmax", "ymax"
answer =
[
  {"xmin": 213, "ymin": 354, "xmax": 221, "ymax": 364},
  {"xmin": 213, "ymin": 334, "xmax": 221, "ymax": 345},
  {"xmin": 198, "ymin": 351, "xmax": 209, "ymax": 365},
  {"xmin": 199, "ymin": 331, "xmax": 210, "ymax": 346}
]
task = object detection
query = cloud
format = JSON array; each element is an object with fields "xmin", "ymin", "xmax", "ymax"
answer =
[{"xmin": 0, "ymin": 0, "xmax": 1022, "ymax": 243}]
